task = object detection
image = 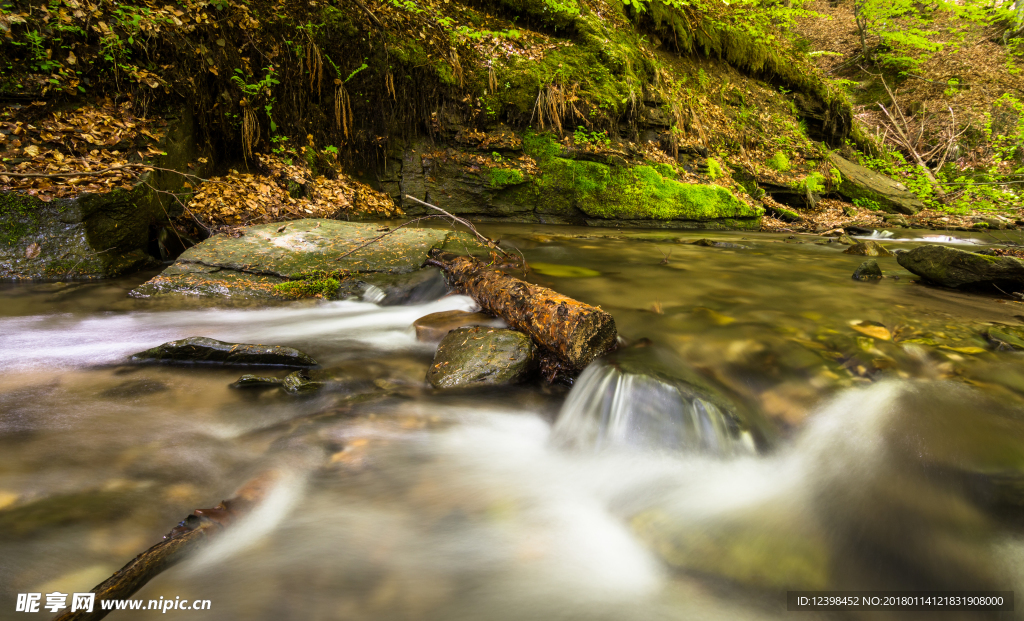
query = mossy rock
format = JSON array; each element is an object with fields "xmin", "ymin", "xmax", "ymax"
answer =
[
  {"xmin": 843, "ymin": 240, "xmax": 893, "ymax": 257},
  {"xmin": 427, "ymin": 327, "xmax": 536, "ymax": 388},
  {"xmin": 132, "ymin": 220, "xmax": 480, "ymax": 302},
  {"xmin": 0, "ymin": 110, "xmax": 212, "ymax": 281},
  {"xmin": 897, "ymin": 244, "xmax": 1024, "ymax": 289},
  {"xmin": 388, "ymin": 136, "xmax": 762, "ymax": 228},
  {"xmin": 828, "ymin": 153, "xmax": 924, "ymax": 215}
]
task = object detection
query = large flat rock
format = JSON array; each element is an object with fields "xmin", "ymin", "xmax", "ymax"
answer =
[{"xmin": 132, "ymin": 219, "xmax": 486, "ymax": 302}]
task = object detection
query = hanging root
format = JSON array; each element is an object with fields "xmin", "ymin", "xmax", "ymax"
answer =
[
  {"xmin": 241, "ymin": 103, "xmax": 258, "ymax": 160},
  {"xmin": 450, "ymin": 47, "xmax": 464, "ymax": 88},
  {"xmin": 532, "ymin": 83, "xmax": 580, "ymax": 135},
  {"xmin": 306, "ymin": 34, "xmax": 323, "ymax": 96},
  {"xmin": 335, "ymin": 80, "xmax": 353, "ymax": 139},
  {"xmin": 385, "ymin": 71, "xmax": 395, "ymax": 100},
  {"xmin": 488, "ymin": 64, "xmax": 497, "ymax": 94}
]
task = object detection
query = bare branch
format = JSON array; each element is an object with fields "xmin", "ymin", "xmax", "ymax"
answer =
[{"xmin": 403, "ymin": 195, "xmax": 512, "ymax": 258}]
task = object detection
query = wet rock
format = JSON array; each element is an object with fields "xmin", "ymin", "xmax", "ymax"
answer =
[
  {"xmin": 413, "ymin": 310, "xmax": 499, "ymax": 342},
  {"xmin": 896, "ymin": 245, "xmax": 1024, "ymax": 289},
  {"xmin": 427, "ymin": 327, "xmax": 535, "ymax": 389},
  {"xmin": 230, "ymin": 374, "xmax": 284, "ymax": 389},
  {"xmin": 852, "ymin": 259, "xmax": 883, "ymax": 281},
  {"xmin": 131, "ymin": 337, "xmax": 318, "ymax": 367},
  {"xmin": 282, "ymin": 370, "xmax": 323, "ymax": 394},
  {"xmin": 843, "ymin": 240, "xmax": 893, "ymax": 257},
  {"xmin": 837, "ymin": 234, "xmax": 856, "ymax": 245},
  {"xmin": 828, "ymin": 153, "xmax": 925, "ymax": 214}
]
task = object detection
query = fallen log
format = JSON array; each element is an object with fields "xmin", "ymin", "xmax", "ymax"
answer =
[
  {"xmin": 52, "ymin": 471, "xmax": 282, "ymax": 621},
  {"xmin": 426, "ymin": 250, "xmax": 617, "ymax": 370}
]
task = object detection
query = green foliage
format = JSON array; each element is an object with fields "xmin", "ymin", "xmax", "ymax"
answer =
[
  {"xmin": 852, "ymin": 196, "xmax": 882, "ymax": 210},
  {"xmin": 572, "ymin": 128, "xmax": 610, "ymax": 147},
  {"xmin": 766, "ymin": 151, "xmax": 791, "ymax": 172}
]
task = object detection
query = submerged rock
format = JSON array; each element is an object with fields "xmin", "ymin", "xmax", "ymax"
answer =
[
  {"xmin": 631, "ymin": 505, "xmax": 830, "ymax": 590},
  {"xmin": 413, "ymin": 310, "xmax": 499, "ymax": 342},
  {"xmin": 230, "ymin": 374, "xmax": 284, "ymax": 388},
  {"xmin": 896, "ymin": 244, "xmax": 1024, "ymax": 289},
  {"xmin": 687, "ymin": 238, "xmax": 750, "ymax": 249},
  {"xmin": 843, "ymin": 240, "xmax": 893, "ymax": 257},
  {"xmin": 828, "ymin": 153, "xmax": 924, "ymax": 215},
  {"xmin": 132, "ymin": 337, "xmax": 317, "ymax": 367},
  {"xmin": 986, "ymin": 328, "xmax": 1024, "ymax": 351},
  {"xmin": 427, "ymin": 327, "xmax": 535, "ymax": 389},
  {"xmin": 852, "ymin": 259, "xmax": 883, "ymax": 281},
  {"xmin": 282, "ymin": 370, "xmax": 323, "ymax": 394}
]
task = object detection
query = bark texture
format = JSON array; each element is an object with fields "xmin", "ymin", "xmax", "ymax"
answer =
[{"xmin": 428, "ymin": 251, "xmax": 617, "ymax": 369}]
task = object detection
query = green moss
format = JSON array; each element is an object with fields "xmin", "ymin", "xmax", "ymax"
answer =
[
  {"xmin": 800, "ymin": 172, "xmax": 826, "ymax": 194},
  {"xmin": 706, "ymin": 158, "xmax": 724, "ymax": 180},
  {"xmin": 488, "ymin": 167, "xmax": 526, "ymax": 189},
  {"xmin": 654, "ymin": 163, "xmax": 676, "ymax": 178},
  {"xmin": 274, "ymin": 270, "xmax": 341, "ymax": 298},
  {"xmin": 522, "ymin": 131, "xmax": 760, "ymax": 223},
  {"xmin": 767, "ymin": 151, "xmax": 791, "ymax": 172},
  {"xmin": 578, "ymin": 165, "xmax": 758, "ymax": 221},
  {"xmin": 523, "ymin": 132, "xmax": 562, "ymax": 161},
  {"xmin": 0, "ymin": 192, "xmax": 39, "ymax": 246}
]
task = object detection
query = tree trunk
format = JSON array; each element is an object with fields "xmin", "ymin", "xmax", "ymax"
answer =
[{"xmin": 427, "ymin": 251, "xmax": 618, "ymax": 370}]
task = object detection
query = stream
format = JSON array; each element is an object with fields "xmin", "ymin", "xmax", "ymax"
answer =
[{"xmin": 4, "ymin": 225, "xmax": 1024, "ymax": 620}]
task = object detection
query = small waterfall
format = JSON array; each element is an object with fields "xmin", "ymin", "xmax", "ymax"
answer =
[{"xmin": 551, "ymin": 346, "xmax": 759, "ymax": 456}]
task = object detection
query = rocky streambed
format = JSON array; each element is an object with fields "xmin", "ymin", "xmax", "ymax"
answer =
[{"xmin": 5, "ymin": 222, "xmax": 1024, "ymax": 619}]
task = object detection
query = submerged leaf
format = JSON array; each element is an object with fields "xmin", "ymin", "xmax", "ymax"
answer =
[{"xmin": 529, "ymin": 262, "xmax": 600, "ymax": 278}]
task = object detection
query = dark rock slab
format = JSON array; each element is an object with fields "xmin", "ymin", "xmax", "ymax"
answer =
[
  {"xmin": 427, "ymin": 327, "xmax": 535, "ymax": 388},
  {"xmin": 896, "ymin": 245, "xmax": 1024, "ymax": 289},
  {"xmin": 828, "ymin": 153, "xmax": 924, "ymax": 215},
  {"xmin": 131, "ymin": 337, "xmax": 317, "ymax": 367}
]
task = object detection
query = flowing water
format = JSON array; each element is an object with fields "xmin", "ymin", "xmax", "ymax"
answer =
[{"xmin": 4, "ymin": 225, "xmax": 1024, "ymax": 620}]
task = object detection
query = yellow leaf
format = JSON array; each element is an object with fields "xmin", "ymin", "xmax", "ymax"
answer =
[
  {"xmin": 939, "ymin": 346, "xmax": 987, "ymax": 355},
  {"xmin": 849, "ymin": 320, "xmax": 891, "ymax": 340}
]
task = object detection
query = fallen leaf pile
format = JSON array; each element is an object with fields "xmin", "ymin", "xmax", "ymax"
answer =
[
  {"xmin": 183, "ymin": 153, "xmax": 400, "ymax": 230},
  {"xmin": 0, "ymin": 99, "xmax": 166, "ymax": 201}
]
